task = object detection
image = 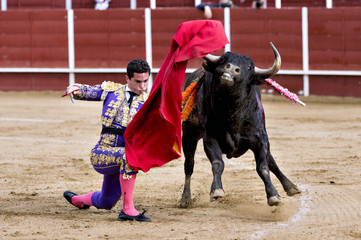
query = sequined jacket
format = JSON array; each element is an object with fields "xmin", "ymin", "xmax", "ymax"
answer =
[{"xmin": 74, "ymin": 81, "xmax": 149, "ymax": 129}]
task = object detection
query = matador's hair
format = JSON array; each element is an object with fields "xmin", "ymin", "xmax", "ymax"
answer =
[{"xmin": 127, "ymin": 59, "xmax": 151, "ymax": 79}]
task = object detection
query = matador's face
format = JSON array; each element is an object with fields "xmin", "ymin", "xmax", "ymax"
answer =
[{"xmin": 126, "ymin": 72, "xmax": 149, "ymax": 95}]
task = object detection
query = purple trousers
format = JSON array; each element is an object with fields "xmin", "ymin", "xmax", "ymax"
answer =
[
  {"xmin": 89, "ymin": 132, "xmax": 136, "ymax": 210},
  {"xmin": 91, "ymin": 172, "xmax": 121, "ymax": 210}
]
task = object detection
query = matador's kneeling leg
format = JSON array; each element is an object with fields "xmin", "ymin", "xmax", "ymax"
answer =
[
  {"xmin": 91, "ymin": 172, "xmax": 122, "ymax": 210},
  {"xmin": 63, "ymin": 191, "xmax": 93, "ymax": 209},
  {"xmin": 64, "ymin": 172, "xmax": 122, "ymax": 210}
]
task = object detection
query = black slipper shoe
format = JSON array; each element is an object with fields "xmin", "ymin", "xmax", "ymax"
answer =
[
  {"xmin": 63, "ymin": 190, "xmax": 90, "ymax": 209},
  {"xmin": 117, "ymin": 210, "xmax": 151, "ymax": 222}
]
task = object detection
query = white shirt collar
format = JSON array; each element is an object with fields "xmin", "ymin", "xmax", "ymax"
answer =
[{"xmin": 125, "ymin": 85, "xmax": 137, "ymax": 101}]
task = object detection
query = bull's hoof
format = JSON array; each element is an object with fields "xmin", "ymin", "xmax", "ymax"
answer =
[
  {"xmin": 179, "ymin": 198, "xmax": 192, "ymax": 208},
  {"xmin": 286, "ymin": 184, "xmax": 301, "ymax": 196},
  {"xmin": 179, "ymin": 194, "xmax": 192, "ymax": 208},
  {"xmin": 210, "ymin": 189, "xmax": 225, "ymax": 202},
  {"xmin": 267, "ymin": 195, "xmax": 282, "ymax": 206}
]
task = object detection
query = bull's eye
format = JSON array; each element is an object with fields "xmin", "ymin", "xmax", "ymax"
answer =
[{"xmin": 248, "ymin": 66, "xmax": 251, "ymax": 71}]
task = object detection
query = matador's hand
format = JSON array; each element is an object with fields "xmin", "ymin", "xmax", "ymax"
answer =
[{"xmin": 61, "ymin": 84, "xmax": 80, "ymax": 103}]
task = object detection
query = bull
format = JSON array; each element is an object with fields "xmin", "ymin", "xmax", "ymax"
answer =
[{"xmin": 180, "ymin": 43, "xmax": 300, "ymax": 207}]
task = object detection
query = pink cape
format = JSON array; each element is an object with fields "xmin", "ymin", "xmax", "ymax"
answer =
[{"xmin": 124, "ymin": 20, "xmax": 229, "ymax": 172}]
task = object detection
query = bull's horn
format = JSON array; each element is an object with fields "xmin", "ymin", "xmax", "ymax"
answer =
[
  {"xmin": 254, "ymin": 42, "xmax": 281, "ymax": 77},
  {"xmin": 204, "ymin": 54, "xmax": 221, "ymax": 63}
]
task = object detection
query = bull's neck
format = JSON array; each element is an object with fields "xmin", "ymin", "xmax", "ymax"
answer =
[{"xmin": 212, "ymin": 84, "xmax": 257, "ymax": 118}]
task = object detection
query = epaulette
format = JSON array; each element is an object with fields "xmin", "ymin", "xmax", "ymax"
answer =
[{"xmin": 101, "ymin": 81, "xmax": 122, "ymax": 92}]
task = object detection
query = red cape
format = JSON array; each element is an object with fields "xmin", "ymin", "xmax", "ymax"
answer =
[{"xmin": 124, "ymin": 20, "xmax": 229, "ymax": 172}]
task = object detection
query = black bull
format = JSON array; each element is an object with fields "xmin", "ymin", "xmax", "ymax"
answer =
[{"xmin": 180, "ymin": 43, "xmax": 300, "ymax": 207}]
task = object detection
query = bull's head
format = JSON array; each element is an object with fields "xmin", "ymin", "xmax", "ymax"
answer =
[{"xmin": 203, "ymin": 42, "xmax": 281, "ymax": 86}]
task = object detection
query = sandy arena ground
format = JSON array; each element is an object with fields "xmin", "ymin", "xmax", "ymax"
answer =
[{"xmin": 0, "ymin": 91, "xmax": 360, "ymax": 240}]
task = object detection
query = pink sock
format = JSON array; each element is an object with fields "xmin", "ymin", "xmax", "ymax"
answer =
[
  {"xmin": 120, "ymin": 174, "xmax": 139, "ymax": 216},
  {"xmin": 71, "ymin": 192, "xmax": 94, "ymax": 208}
]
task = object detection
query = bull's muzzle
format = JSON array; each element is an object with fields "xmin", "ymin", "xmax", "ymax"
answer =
[
  {"xmin": 220, "ymin": 73, "xmax": 234, "ymax": 86},
  {"xmin": 220, "ymin": 63, "xmax": 240, "ymax": 86}
]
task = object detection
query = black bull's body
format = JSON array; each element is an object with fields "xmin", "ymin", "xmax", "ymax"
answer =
[{"xmin": 180, "ymin": 43, "xmax": 300, "ymax": 207}]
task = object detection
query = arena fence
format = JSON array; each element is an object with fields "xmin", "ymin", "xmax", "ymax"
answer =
[
  {"xmin": 0, "ymin": 7, "xmax": 360, "ymax": 97},
  {"xmin": 2, "ymin": 0, "xmax": 361, "ymax": 10}
]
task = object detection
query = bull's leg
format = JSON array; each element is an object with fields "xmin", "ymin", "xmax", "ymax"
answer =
[
  {"xmin": 180, "ymin": 122, "xmax": 202, "ymax": 208},
  {"xmin": 203, "ymin": 136, "xmax": 225, "ymax": 201},
  {"xmin": 253, "ymin": 148, "xmax": 281, "ymax": 206},
  {"xmin": 267, "ymin": 153, "xmax": 301, "ymax": 196}
]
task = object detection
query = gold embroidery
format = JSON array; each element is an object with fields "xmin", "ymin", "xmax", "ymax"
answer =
[
  {"xmin": 90, "ymin": 142, "xmax": 136, "ymax": 174},
  {"xmin": 122, "ymin": 173, "xmax": 132, "ymax": 179},
  {"xmin": 101, "ymin": 116, "xmax": 113, "ymax": 126},
  {"xmin": 110, "ymin": 100, "xmax": 119, "ymax": 107},
  {"xmin": 101, "ymin": 90, "xmax": 108, "ymax": 101},
  {"xmin": 101, "ymin": 88, "xmax": 150, "ymax": 128},
  {"xmin": 101, "ymin": 81, "xmax": 122, "ymax": 91}
]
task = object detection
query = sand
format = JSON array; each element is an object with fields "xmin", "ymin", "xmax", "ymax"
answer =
[{"xmin": 0, "ymin": 91, "xmax": 360, "ymax": 240}]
